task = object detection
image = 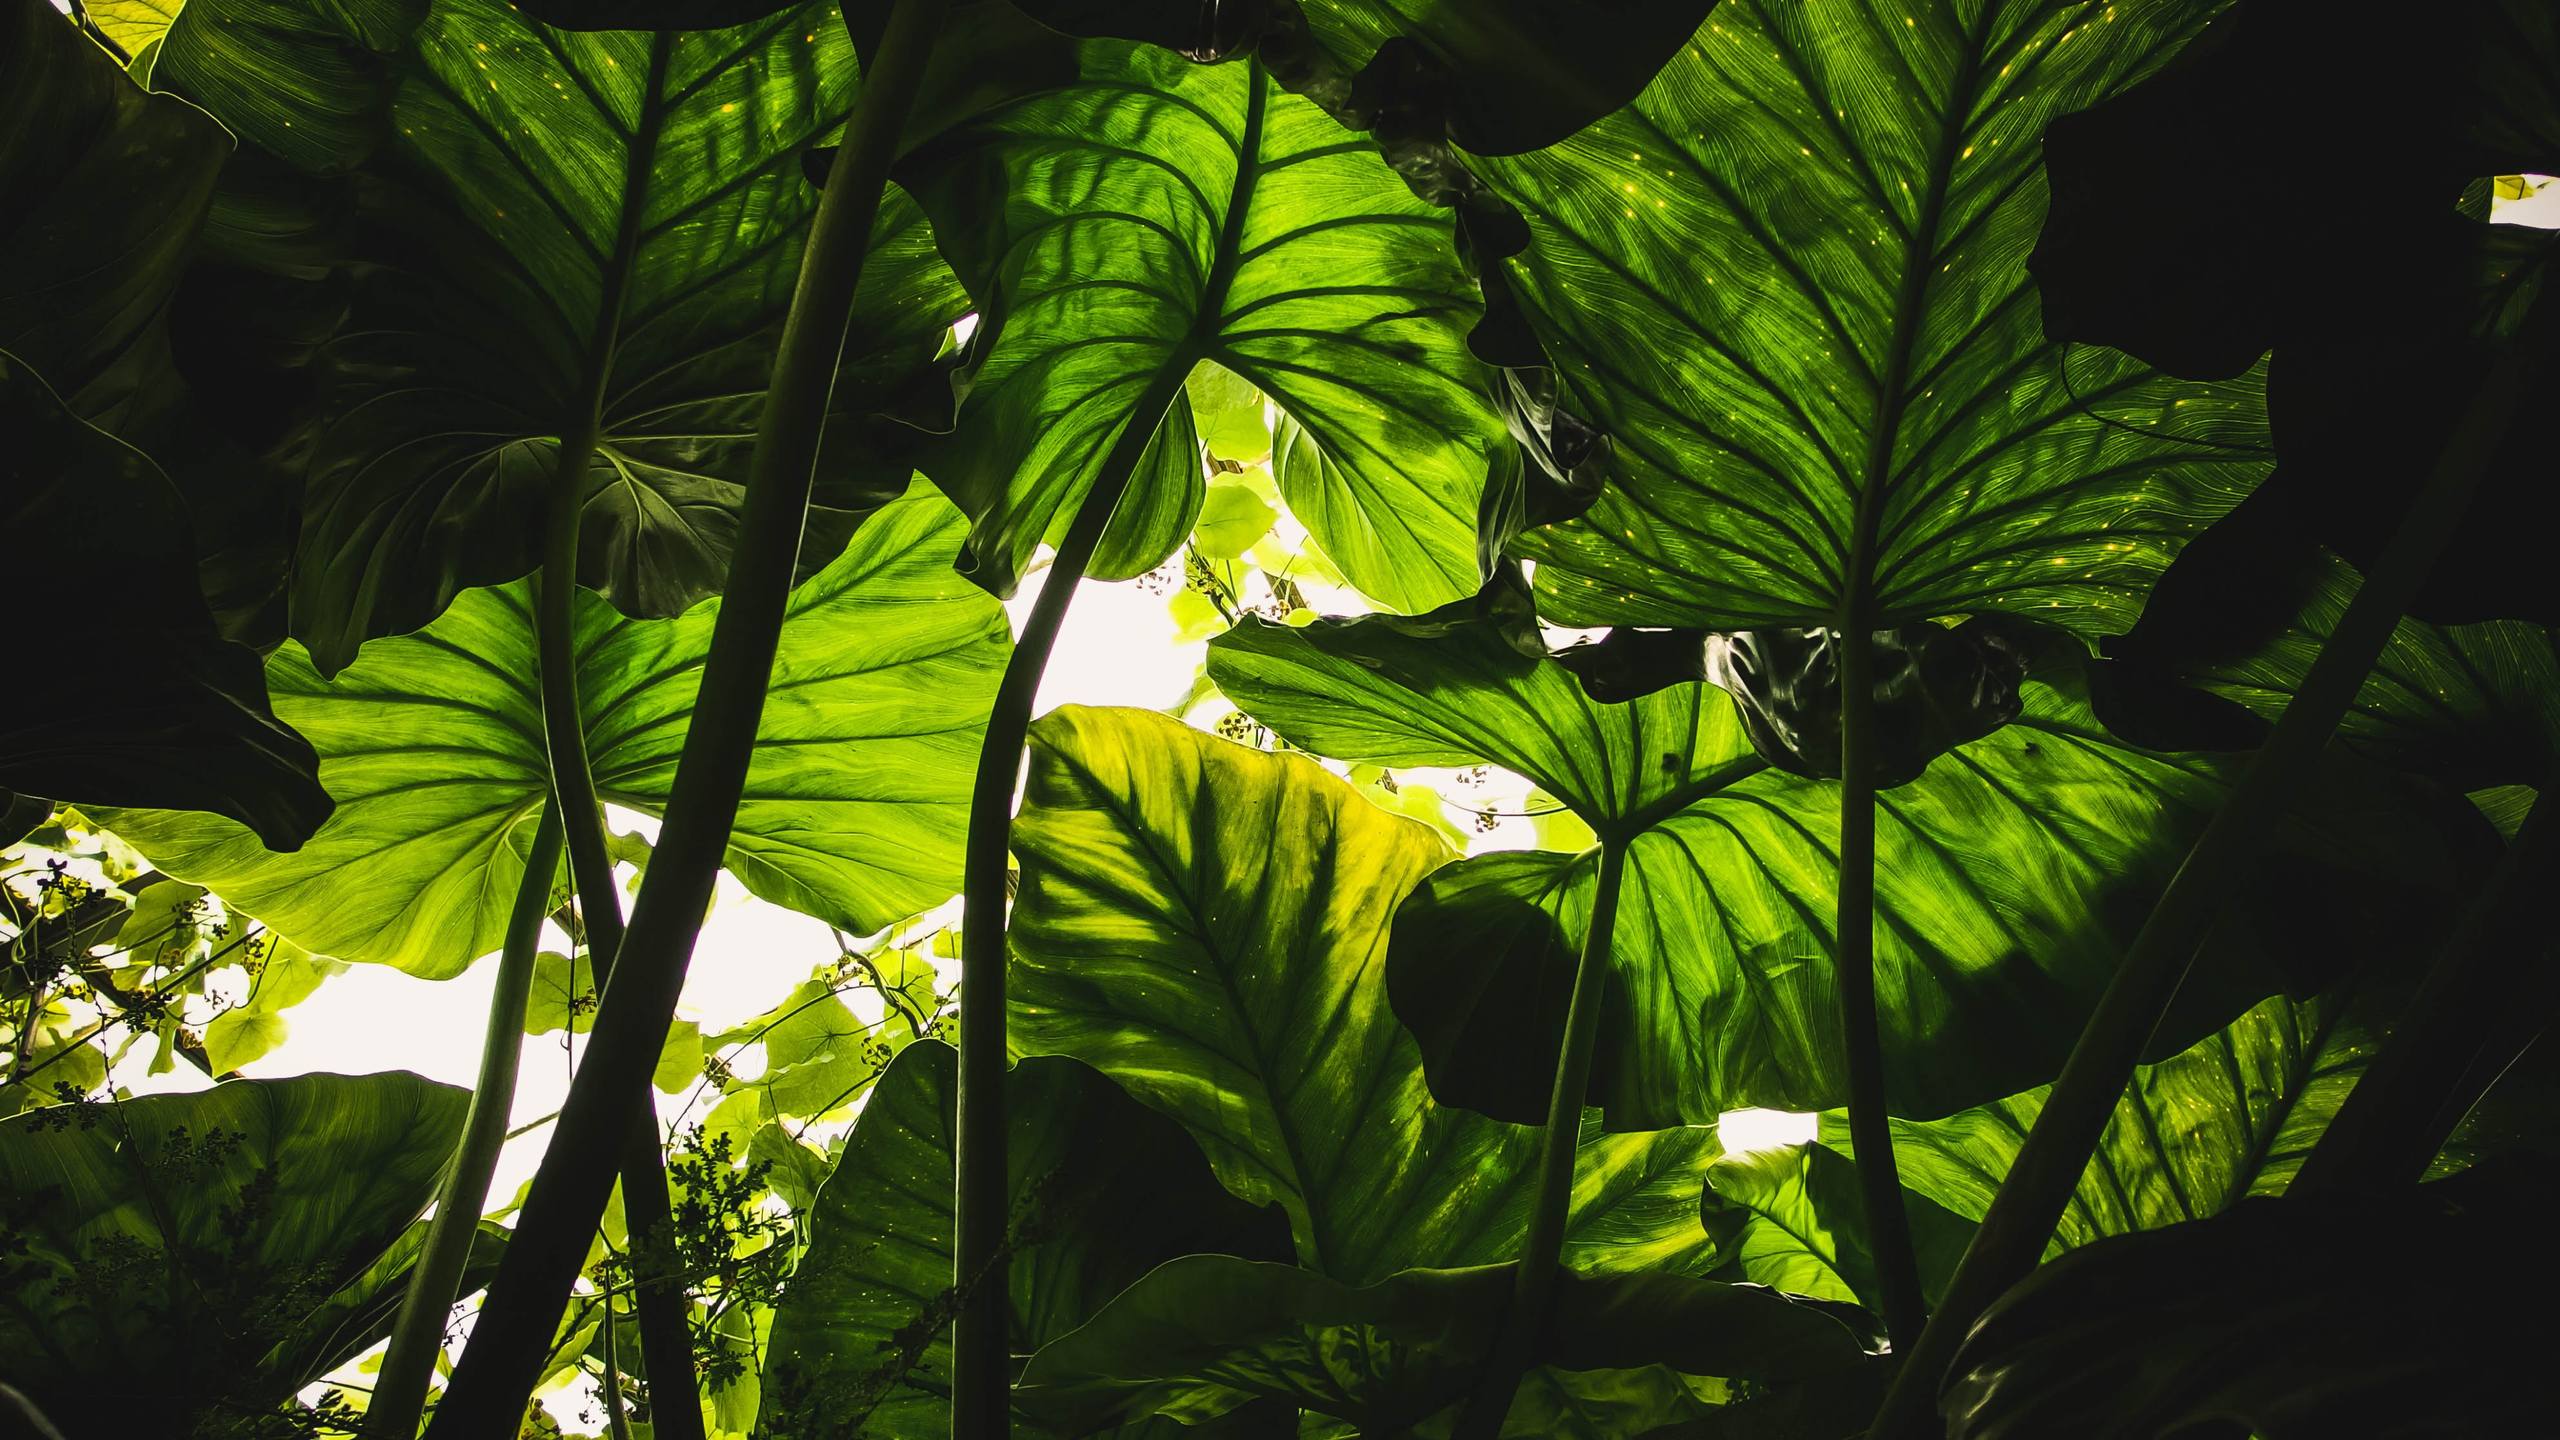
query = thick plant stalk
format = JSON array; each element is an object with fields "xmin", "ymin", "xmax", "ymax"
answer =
[
  {"xmin": 1452, "ymin": 839, "xmax": 1629, "ymax": 1439},
  {"xmin": 1833, "ymin": 623, "xmax": 1927, "ymax": 1351},
  {"xmin": 2292, "ymin": 784, "xmax": 2556, "ymax": 1190},
  {"xmin": 952, "ymin": 363, "xmax": 1195, "ymax": 1440},
  {"xmin": 421, "ymin": 6, "xmax": 941, "ymax": 1432},
  {"xmin": 367, "ymin": 802, "xmax": 562, "ymax": 1440},
  {"xmin": 1866, "ymin": 338, "xmax": 2528, "ymax": 1440}
]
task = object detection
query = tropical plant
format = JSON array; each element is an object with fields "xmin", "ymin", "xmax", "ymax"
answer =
[{"xmin": 1, "ymin": 0, "xmax": 2551, "ymax": 1436}]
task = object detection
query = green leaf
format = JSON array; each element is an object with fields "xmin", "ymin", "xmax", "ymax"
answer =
[
  {"xmin": 706, "ymin": 972, "xmax": 899, "ymax": 1119},
  {"xmin": 0, "ymin": 0, "xmax": 226, "ymax": 403},
  {"xmin": 758, "ymin": 1042, "xmax": 1292, "ymax": 1440},
  {"xmin": 0, "ymin": 1073, "xmax": 468, "ymax": 1435},
  {"xmin": 903, "ymin": 42, "xmax": 1507, "ymax": 610},
  {"xmin": 96, "ymin": 485, "xmax": 1008, "ymax": 977},
  {"xmin": 1208, "ymin": 604, "xmax": 2469, "ymax": 1125},
  {"xmin": 1191, "ymin": 481, "xmax": 1279, "ymax": 560},
  {"xmin": 86, "ymin": 0, "xmax": 186, "ymax": 54},
  {"xmin": 202, "ymin": 936, "xmax": 345, "ymax": 1073},
  {"xmin": 653, "ymin": 1018, "xmax": 704, "ymax": 1094},
  {"xmin": 0, "ymin": 355, "xmax": 330, "ymax": 850},
  {"xmin": 1472, "ymin": 0, "xmax": 2269, "ymax": 637},
  {"xmin": 202, "ymin": 1010, "xmax": 286, "ymax": 1073},
  {"xmin": 1186, "ymin": 360, "xmax": 1270, "ymax": 464},
  {"xmin": 1009, "ymin": 706, "xmax": 1721, "ymax": 1279},
  {"xmin": 1017, "ymin": 1257, "xmax": 1870, "ymax": 1435},
  {"xmin": 526, "ymin": 950, "xmax": 597, "ymax": 1036},
  {"xmin": 1696, "ymin": 1142, "xmax": 1976, "ymax": 1317},
  {"xmin": 156, "ymin": 0, "xmax": 971, "ymax": 670}
]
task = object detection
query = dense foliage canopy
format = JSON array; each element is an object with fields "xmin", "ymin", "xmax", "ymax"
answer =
[{"xmin": 2, "ymin": 0, "xmax": 2553, "ymax": 1437}]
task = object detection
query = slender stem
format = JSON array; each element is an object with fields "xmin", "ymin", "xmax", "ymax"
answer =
[
  {"xmin": 1834, "ymin": 623, "xmax": 1927, "ymax": 1350},
  {"xmin": 598, "ymin": 1264, "xmax": 636, "ymax": 1440},
  {"xmin": 2292, "ymin": 783, "xmax": 2557, "ymax": 1190},
  {"xmin": 1452, "ymin": 839, "xmax": 1629, "ymax": 1440},
  {"xmin": 421, "ymin": 7, "xmax": 942, "ymax": 1433},
  {"xmin": 368, "ymin": 803, "xmax": 562, "ymax": 1440},
  {"xmin": 1866, "ymin": 336, "xmax": 2528, "ymax": 1440},
  {"xmin": 539, "ymin": 526, "xmax": 706, "ymax": 1440},
  {"xmin": 951, "ymin": 361, "xmax": 1196, "ymax": 1440}
]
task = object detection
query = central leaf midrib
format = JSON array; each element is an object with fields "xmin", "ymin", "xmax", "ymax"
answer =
[
  {"xmin": 1840, "ymin": 13, "xmax": 1992, "ymax": 628},
  {"xmin": 573, "ymin": 30, "xmax": 680, "ymax": 432}
]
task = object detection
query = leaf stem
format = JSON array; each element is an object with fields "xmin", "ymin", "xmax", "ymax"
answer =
[
  {"xmin": 1835, "ymin": 622, "xmax": 1927, "ymax": 1351},
  {"xmin": 2292, "ymin": 781, "xmax": 2557, "ymax": 1190},
  {"xmin": 1866, "ymin": 331, "xmax": 2530, "ymax": 1440},
  {"xmin": 953, "ymin": 360, "xmax": 1196, "ymax": 1440},
  {"xmin": 368, "ymin": 801, "xmax": 561, "ymax": 1440},
  {"xmin": 538, "ymin": 508, "xmax": 706, "ymax": 1440},
  {"xmin": 420, "ymin": 5, "xmax": 942, "ymax": 1432},
  {"xmin": 1453, "ymin": 837, "xmax": 1628, "ymax": 1440}
]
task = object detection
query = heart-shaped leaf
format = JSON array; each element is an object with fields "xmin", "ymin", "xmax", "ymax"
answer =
[
  {"xmin": 1470, "ymin": 0, "xmax": 2269, "ymax": 638},
  {"xmin": 0, "ymin": 0, "xmax": 226, "ymax": 403},
  {"xmin": 155, "ymin": 0, "xmax": 971, "ymax": 670},
  {"xmin": 901, "ymin": 40, "xmax": 1508, "ymax": 612},
  {"xmin": 1008, "ymin": 706, "xmax": 1722, "ymax": 1278},
  {"xmin": 95, "ymin": 485, "xmax": 1007, "ymax": 977},
  {"xmin": 0, "ymin": 355, "xmax": 329, "ymax": 850}
]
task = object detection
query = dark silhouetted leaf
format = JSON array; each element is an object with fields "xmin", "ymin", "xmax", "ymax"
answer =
[
  {"xmin": 1011, "ymin": 0, "xmax": 1721, "ymax": 155},
  {"xmin": 1942, "ymin": 1161, "xmax": 2557, "ymax": 1440},
  {"xmin": 2032, "ymin": 1, "xmax": 2559, "ymax": 626},
  {"xmin": 0, "ymin": 355, "xmax": 329, "ymax": 850}
]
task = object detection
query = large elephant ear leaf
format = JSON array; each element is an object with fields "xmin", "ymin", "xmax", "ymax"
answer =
[
  {"xmin": 758, "ymin": 1043, "xmax": 1292, "ymax": 1440},
  {"xmin": 154, "ymin": 0, "xmax": 970, "ymax": 672},
  {"xmin": 1008, "ymin": 707, "xmax": 1721, "ymax": 1282},
  {"xmin": 1471, "ymin": 0, "xmax": 2268, "ymax": 637},
  {"xmin": 1208, "ymin": 605, "xmax": 2475, "ymax": 1127},
  {"xmin": 900, "ymin": 41, "xmax": 1508, "ymax": 612},
  {"xmin": 0, "ymin": 1073, "xmax": 468, "ymax": 1437},
  {"xmin": 93, "ymin": 485, "xmax": 1006, "ymax": 977},
  {"xmin": 0, "ymin": 0, "xmax": 226, "ymax": 404},
  {"xmin": 0, "ymin": 356, "xmax": 329, "ymax": 851}
]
